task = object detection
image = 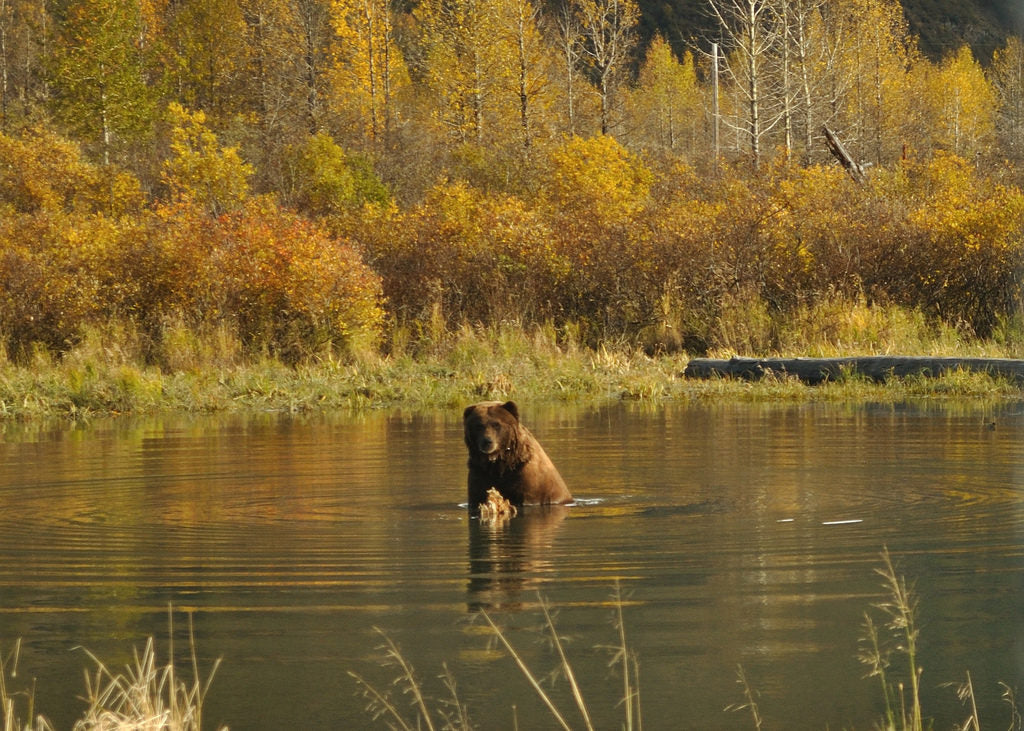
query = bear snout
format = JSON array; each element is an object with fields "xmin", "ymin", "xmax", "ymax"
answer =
[{"xmin": 477, "ymin": 435, "xmax": 499, "ymax": 456}]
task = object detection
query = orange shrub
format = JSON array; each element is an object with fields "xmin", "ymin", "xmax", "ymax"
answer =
[
  {"xmin": 115, "ymin": 198, "xmax": 385, "ymax": 361},
  {"xmin": 355, "ymin": 181, "xmax": 567, "ymax": 329},
  {"xmin": 0, "ymin": 212, "xmax": 114, "ymax": 357}
]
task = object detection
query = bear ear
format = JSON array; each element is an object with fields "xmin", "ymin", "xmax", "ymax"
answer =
[
  {"xmin": 463, "ymin": 405, "xmax": 477, "ymax": 421},
  {"xmin": 500, "ymin": 401, "xmax": 519, "ymax": 421}
]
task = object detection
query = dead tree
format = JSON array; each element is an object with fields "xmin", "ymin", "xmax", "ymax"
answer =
[{"xmin": 822, "ymin": 125, "xmax": 866, "ymax": 183}]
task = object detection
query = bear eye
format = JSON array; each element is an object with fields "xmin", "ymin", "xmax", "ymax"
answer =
[{"xmin": 488, "ymin": 421, "xmax": 502, "ymax": 430}]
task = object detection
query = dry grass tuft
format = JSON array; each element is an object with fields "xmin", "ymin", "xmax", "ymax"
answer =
[
  {"xmin": 2, "ymin": 611, "xmax": 224, "ymax": 731},
  {"xmin": 352, "ymin": 585, "xmax": 641, "ymax": 730}
]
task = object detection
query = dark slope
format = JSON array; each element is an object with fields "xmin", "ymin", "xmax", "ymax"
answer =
[{"xmin": 636, "ymin": 0, "xmax": 1022, "ymax": 65}]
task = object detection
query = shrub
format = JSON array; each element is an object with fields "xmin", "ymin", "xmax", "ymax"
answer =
[
  {"xmin": 901, "ymin": 153, "xmax": 1024, "ymax": 336},
  {"xmin": 284, "ymin": 131, "xmax": 390, "ymax": 216},
  {"xmin": 0, "ymin": 125, "xmax": 144, "ymax": 217},
  {"xmin": 118, "ymin": 198, "xmax": 385, "ymax": 362},
  {"xmin": 0, "ymin": 212, "xmax": 114, "ymax": 358},
  {"xmin": 357, "ymin": 181, "xmax": 566, "ymax": 331}
]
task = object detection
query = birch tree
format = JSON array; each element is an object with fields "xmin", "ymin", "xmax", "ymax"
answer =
[
  {"xmin": 508, "ymin": 0, "xmax": 556, "ymax": 151},
  {"xmin": 0, "ymin": 0, "xmax": 48, "ymax": 130},
  {"xmin": 990, "ymin": 35, "xmax": 1024, "ymax": 160},
  {"xmin": 292, "ymin": 0, "xmax": 332, "ymax": 132},
  {"xmin": 49, "ymin": 0, "xmax": 158, "ymax": 165},
  {"xmin": 782, "ymin": 0, "xmax": 829, "ymax": 162},
  {"xmin": 706, "ymin": 0, "xmax": 785, "ymax": 168},
  {"xmin": 573, "ymin": 0, "xmax": 639, "ymax": 136},
  {"xmin": 331, "ymin": 0, "xmax": 408, "ymax": 143},
  {"xmin": 239, "ymin": 0, "xmax": 300, "ymax": 129},
  {"xmin": 554, "ymin": 1, "xmax": 584, "ymax": 135}
]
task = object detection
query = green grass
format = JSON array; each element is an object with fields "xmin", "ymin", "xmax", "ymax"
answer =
[{"xmin": 1, "ymin": 317, "xmax": 1023, "ymax": 420}]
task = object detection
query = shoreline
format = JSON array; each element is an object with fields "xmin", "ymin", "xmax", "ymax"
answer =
[{"xmin": 3, "ymin": 341, "xmax": 1022, "ymax": 421}]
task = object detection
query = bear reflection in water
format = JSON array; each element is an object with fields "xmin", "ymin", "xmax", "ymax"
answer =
[
  {"xmin": 462, "ymin": 400, "xmax": 574, "ymax": 611},
  {"xmin": 467, "ymin": 504, "xmax": 570, "ymax": 612}
]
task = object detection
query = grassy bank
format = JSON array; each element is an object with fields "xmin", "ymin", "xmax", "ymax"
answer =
[{"xmin": 2, "ymin": 318, "xmax": 1023, "ymax": 420}]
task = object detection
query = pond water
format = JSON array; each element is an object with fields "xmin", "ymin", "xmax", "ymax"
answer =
[{"xmin": 1, "ymin": 401, "xmax": 1022, "ymax": 729}]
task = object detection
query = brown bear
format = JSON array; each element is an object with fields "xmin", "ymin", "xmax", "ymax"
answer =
[{"xmin": 463, "ymin": 400, "xmax": 573, "ymax": 509}]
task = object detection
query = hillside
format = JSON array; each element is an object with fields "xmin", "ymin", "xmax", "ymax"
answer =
[
  {"xmin": 903, "ymin": 0, "xmax": 1022, "ymax": 61},
  {"xmin": 639, "ymin": 0, "xmax": 1022, "ymax": 64}
]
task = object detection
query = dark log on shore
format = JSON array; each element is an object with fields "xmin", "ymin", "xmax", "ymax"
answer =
[{"xmin": 683, "ymin": 356, "xmax": 1024, "ymax": 385}]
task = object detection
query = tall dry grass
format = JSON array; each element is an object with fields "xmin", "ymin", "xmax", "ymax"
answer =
[
  {"xmin": 1, "ymin": 612, "xmax": 223, "ymax": 731},
  {"xmin": 351, "ymin": 583, "xmax": 641, "ymax": 731},
  {"xmin": 354, "ymin": 557, "xmax": 1023, "ymax": 730}
]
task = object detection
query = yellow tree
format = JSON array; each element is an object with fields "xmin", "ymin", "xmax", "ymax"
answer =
[
  {"xmin": 628, "ymin": 34, "xmax": 701, "ymax": 157},
  {"xmin": 48, "ymin": 0, "xmax": 160, "ymax": 165},
  {"xmin": 829, "ymin": 0, "xmax": 917, "ymax": 165},
  {"xmin": 990, "ymin": 35, "xmax": 1024, "ymax": 160},
  {"xmin": 330, "ymin": 0, "xmax": 409, "ymax": 144},
  {"xmin": 573, "ymin": 0, "xmax": 639, "ymax": 136},
  {"xmin": 165, "ymin": 0, "xmax": 248, "ymax": 122},
  {"xmin": 414, "ymin": 0, "xmax": 560, "ymax": 157},
  {"xmin": 505, "ymin": 0, "xmax": 560, "ymax": 152},
  {"xmin": 161, "ymin": 102, "xmax": 253, "ymax": 215},
  {"xmin": 415, "ymin": 0, "xmax": 508, "ymax": 146},
  {"xmin": 921, "ymin": 46, "xmax": 995, "ymax": 157}
]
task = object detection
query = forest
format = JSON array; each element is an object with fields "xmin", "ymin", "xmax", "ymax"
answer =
[{"xmin": 1, "ymin": 0, "xmax": 1024, "ymax": 367}]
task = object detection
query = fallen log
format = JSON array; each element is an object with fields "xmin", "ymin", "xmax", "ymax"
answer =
[{"xmin": 683, "ymin": 356, "xmax": 1024, "ymax": 385}]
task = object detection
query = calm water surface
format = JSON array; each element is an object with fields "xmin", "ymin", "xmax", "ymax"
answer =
[{"xmin": 1, "ymin": 402, "xmax": 1022, "ymax": 729}]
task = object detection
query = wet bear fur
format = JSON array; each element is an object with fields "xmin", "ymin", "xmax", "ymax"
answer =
[{"xmin": 463, "ymin": 401, "xmax": 573, "ymax": 509}]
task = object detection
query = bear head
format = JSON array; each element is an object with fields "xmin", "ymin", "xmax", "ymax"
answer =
[{"xmin": 463, "ymin": 400, "xmax": 529, "ymax": 469}]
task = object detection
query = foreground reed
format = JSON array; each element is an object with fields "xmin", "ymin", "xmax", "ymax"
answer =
[
  {"xmin": 1, "ymin": 639, "xmax": 51, "ymax": 731},
  {"xmin": 351, "ymin": 583, "xmax": 640, "ymax": 731},
  {"xmin": 742, "ymin": 548, "xmax": 1022, "ymax": 730},
  {"xmin": 859, "ymin": 547, "xmax": 923, "ymax": 731},
  {"xmin": 1, "ymin": 613, "xmax": 223, "ymax": 731},
  {"xmin": 3, "ymin": 555, "xmax": 1020, "ymax": 728},
  {"xmin": 353, "ymin": 554, "xmax": 1022, "ymax": 730}
]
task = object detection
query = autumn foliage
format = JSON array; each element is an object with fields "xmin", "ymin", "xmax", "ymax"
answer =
[
  {"xmin": 116, "ymin": 198, "xmax": 385, "ymax": 360},
  {"xmin": 0, "ymin": 124, "xmax": 384, "ymax": 363},
  {"xmin": 0, "ymin": 0, "xmax": 1023, "ymax": 364},
  {"xmin": 357, "ymin": 137, "xmax": 1024, "ymax": 350}
]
